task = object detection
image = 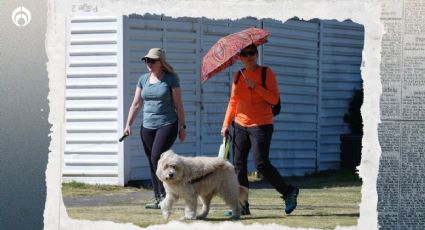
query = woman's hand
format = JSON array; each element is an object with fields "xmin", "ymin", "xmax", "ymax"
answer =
[
  {"xmin": 123, "ymin": 125, "xmax": 131, "ymax": 136},
  {"xmin": 178, "ymin": 128, "xmax": 186, "ymax": 142},
  {"xmin": 244, "ymin": 77, "xmax": 256, "ymax": 89},
  {"xmin": 221, "ymin": 127, "xmax": 229, "ymax": 137}
]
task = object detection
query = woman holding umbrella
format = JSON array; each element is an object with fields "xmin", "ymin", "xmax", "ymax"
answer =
[
  {"xmin": 123, "ymin": 48, "xmax": 186, "ymax": 209},
  {"xmin": 221, "ymin": 44, "xmax": 299, "ymax": 215}
]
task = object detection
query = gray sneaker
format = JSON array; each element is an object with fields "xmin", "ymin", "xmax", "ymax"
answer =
[{"xmin": 145, "ymin": 197, "xmax": 161, "ymax": 209}]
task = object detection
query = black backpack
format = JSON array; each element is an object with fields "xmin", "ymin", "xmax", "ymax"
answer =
[{"xmin": 235, "ymin": 66, "xmax": 281, "ymax": 116}]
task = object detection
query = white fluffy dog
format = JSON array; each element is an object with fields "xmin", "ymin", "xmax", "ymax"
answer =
[{"xmin": 156, "ymin": 149, "xmax": 248, "ymax": 220}]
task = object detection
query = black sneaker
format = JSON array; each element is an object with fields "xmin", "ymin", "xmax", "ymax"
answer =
[
  {"xmin": 241, "ymin": 201, "xmax": 251, "ymax": 215},
  {"xmin": 283, "ymin": 187, "xmax": 299, "ymax": 214}
]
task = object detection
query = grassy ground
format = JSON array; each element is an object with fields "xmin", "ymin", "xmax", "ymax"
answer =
[{"xmin": 63, "ymin": 168, "xmax": 361, "ymax": 229}]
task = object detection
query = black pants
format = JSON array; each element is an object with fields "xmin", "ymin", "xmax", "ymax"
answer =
[
  {"xmin": 232, "ymin": 122, "xmax": 293, "ymax": 197},
  {"xmin": 141, "ymin": 121, "xmax": 178, "ymax": 197}
]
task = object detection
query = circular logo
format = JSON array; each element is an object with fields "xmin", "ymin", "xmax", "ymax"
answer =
[
  {"xmin": 213, "ymin": 42, "xmax": 226, "ymax": 62},
  {"xmin": 12, "ymin": 7, "xmax": 31, "ymax": 27}
]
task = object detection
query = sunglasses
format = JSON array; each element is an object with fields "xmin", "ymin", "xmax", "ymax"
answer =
[
  {"xmin": 239, "ymin": 50, "xmax": 257, "ymax": 57},
  {"xmin": 144, "ymin": 58, "xmax": 159, "ymax": 64}
]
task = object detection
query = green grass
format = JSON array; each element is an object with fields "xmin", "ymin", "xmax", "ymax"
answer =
[{"xmin": 63, "ymin": 168, "xmax": 361, "ymax": 229}]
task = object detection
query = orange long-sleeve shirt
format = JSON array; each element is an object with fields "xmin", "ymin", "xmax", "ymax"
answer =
[{"xmin": 223, "ymin": 66, "xmax": 280, "ymax": 128}]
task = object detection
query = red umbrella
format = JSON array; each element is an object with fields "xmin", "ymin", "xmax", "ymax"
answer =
[{"xmin": 201, "ymin": 27, "xmax": 271, "ymax": 82}]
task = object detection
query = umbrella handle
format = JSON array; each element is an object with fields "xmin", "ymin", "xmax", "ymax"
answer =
[
  {"xmin": 239, "ymin": 70, "xmax": 256, "ymax": 90},
  {"xmin": 239, "ymin": 69, "xmax": 247, "ymax": 80}
]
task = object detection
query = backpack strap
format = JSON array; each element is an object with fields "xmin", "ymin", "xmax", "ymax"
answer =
[
  {"xmin": 234, "ymin": 68, "xmax": 245, "ymax": 84},
  {"xmin": 261, "ymin": 66, "xmax": 268, "ymax": 88}
]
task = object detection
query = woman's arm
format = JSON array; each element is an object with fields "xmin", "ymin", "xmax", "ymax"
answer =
[
  {"xmin": 172, "ymin": 87, "xmax": 186, "ymax": 142},
  {"xmin": 221, "ymin": 77, "xmax": 238, "ymax": 137},
  {"xmin": 124, "ymin": 86, "xmax": 143, "ymax": 136}
]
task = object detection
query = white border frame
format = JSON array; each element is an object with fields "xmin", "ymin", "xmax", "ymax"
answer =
[{"xmin": 45, "ymin": 1, "xmax": 383, "ymax": 229}]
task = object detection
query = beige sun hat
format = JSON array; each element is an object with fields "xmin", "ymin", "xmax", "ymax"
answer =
[
  {"xmin": 141, "ymin": 48, "xmax": 166, "ymax": 61},
  {"xmin": 142, "ymin": 48, "xmax": 176, "ymax": 76}
]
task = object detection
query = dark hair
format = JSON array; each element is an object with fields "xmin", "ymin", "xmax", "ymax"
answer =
[{"xmin": 242, "ymin": 44, "xmax": 258, "ymax": 53}]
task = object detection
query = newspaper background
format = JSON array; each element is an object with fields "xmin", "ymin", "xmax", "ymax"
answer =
[{"xmin": 377, "ymin": 0, "xmax": 425, "ymax": 228}]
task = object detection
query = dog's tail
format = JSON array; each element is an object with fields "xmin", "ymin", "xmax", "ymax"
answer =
[{"xmin": 238, "ymin": 185, "xmax": 249, "ymax": 203}]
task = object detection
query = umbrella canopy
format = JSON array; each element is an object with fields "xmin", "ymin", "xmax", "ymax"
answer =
[{"xmin": 201, "ymin": 27, "xmax": 271, "ymax": 82}]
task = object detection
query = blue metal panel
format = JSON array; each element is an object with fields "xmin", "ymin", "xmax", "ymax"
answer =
[
  {"xmin": 123, "ymin": 15, "xmax": 200, "ymax": 180},
  {"xmin": 319, "ymin": 20, "xmax": 364, "ymax": 170},
  {"xmin": 117, "ymin": 16, "xmax": 364, "ymax": 183},
  {"xmin": 262, "ymin": 18, "xmax": 320, "ymax": 176},
  {"xmin": 200, "ymin": 18, "xmax": 260, "ymax": 158}
]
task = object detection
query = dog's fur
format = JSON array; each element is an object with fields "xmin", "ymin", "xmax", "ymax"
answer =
[{"xmin": 156, "ymin": 149, "xmax": 248, "ymax": 220}]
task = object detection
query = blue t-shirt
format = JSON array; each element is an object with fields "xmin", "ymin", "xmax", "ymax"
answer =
[{"xmin": 137, "ymin": 73, "xmax": 180, "ymax": 129}]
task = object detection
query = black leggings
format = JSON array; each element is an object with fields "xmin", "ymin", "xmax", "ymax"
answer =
[
  {"xmin": 141, "ymin": 121, "xmax": 178, "ymax": 197},
  {"xmin": 232, "ymin": 122, "xmax": 293, "ymax": 197}
]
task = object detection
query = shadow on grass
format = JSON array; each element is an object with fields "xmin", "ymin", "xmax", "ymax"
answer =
[
  {"xmin": 200, "ymin": 212, "xmax": 359, "ymax": 222},
  {"xmin": 250, "ymin": 167, "xmax": 362, "ymax": 189},
  {"xmin": 201, "ymin": 215, "xmax": 282, "ymax": 222},
  {"xmin": 126, "ymin": 180, "xmax": 153, "ymax": 189},
  {"xmin": 125, "ymin": 167, "xmax": 362, "ymax": 190},
  {"xmin": 293, "ymin": 213, "xmax": 359, "ymax": 217}
]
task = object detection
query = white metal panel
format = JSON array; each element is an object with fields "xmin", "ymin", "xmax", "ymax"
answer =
[
  {"xmin": 64, "ymin": 16, "xmax": 121, "ymax": 185},
  {"xmin": 123, "ymin": 15, "xmax": 200, "ymax": 181},
  {"xmin": 319, "ymin": 20, "xmax": 364, "ymax": 170}
]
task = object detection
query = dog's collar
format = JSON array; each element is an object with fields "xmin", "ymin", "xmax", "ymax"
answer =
[{"xmin": 189, "ymin": 171, "xmax": 214, "ymax": 184}]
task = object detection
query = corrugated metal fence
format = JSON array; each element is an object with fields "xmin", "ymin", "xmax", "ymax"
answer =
[{"xmin": 64, "ymin": 15, "xmax": 363, "ymax": 185}]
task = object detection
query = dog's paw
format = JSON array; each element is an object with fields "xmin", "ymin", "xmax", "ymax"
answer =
[{"xmin": 162, "ymin": 211, "xmax": 170, "ymax": 220}]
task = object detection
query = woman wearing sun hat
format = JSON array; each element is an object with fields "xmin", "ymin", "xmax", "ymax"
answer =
[{"xmin": 124, "ymin": 48, "xmax": 186, "ymax": 209}]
